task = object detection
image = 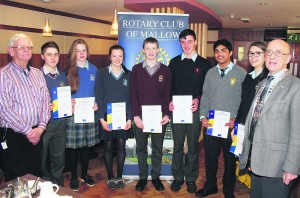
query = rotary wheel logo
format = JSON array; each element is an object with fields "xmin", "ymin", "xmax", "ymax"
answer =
[{"xmin": 134, "ymin": 48, "xmax": 171, "ymax": 65}]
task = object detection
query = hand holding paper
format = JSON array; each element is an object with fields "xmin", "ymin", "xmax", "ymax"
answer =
[
  {"xmin": 206, "ymin": 110, "xmax": 230, "ymax": 139},
  {"xmin": 74, "ymin": 97, "xmax": 95, "ymax": 123}
]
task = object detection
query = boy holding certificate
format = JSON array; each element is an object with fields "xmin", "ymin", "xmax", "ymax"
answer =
[
  {"xmin": 95, "ymin": 44, "xmax": 133, "ymax": 189},
  {"xmin": 40, "ymin": 41, "xmax": 68, "ymax": 186},
  {"xmin": 168, "ymin": 29, "xmax": 211, "ymax": 193},
  {"xmin": 130, "ymin": 37, "xmax": 171, "ymax": 192},
  {"xmin": 197, "ymin": 39, "xmax": 246, "ymax": 198}
]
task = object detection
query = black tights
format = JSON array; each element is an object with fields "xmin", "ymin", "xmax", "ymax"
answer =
[
  {"xmin": 104, "ymin": 139, "xmax": 126, "ymax": 179},
  {"xmin": 68, "ymin": 146, "xmax": 90, "ymax": 180}
]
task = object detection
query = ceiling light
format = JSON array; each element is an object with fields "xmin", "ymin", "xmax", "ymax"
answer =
[
  {"xmin": 42, "ymin": 0, "xmax": 52, "ymax": 37},
  {"xmin": 110, "ymin": 0, "xmax": 118, "ymax": 36}
]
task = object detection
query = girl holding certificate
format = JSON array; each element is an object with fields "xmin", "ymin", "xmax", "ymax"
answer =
[
  {"xmin": 66, "ymin": 39, "xmax": 99, "ymax": 191},
  {"xmin": 235, "ymin": 41, "xmax": 268, "ymax": 126},
  {"xmin": 233, "ymin": 41, "xmax": 268, "ymax": 187},
  {"xmin": 95, "ymin": 44, "xmax": 133, "ymax": 189}
]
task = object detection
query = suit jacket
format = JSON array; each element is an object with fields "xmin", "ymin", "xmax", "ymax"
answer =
[{"xmin": 239, "ymin": 74, "xmax": 300, "ymax": 178}]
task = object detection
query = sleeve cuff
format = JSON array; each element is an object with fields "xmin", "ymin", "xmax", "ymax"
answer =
[{"xmin": 23, "ymin": 126, "xmax": 32, "ymax": 135}]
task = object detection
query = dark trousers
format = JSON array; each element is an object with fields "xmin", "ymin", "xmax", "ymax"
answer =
[
  {"xmin": 251, "ymin": 172, "xmax": 293, "ymax": 198},
  {"xmin": 171, "ymin": 109, "xmax": 201, "ymax": 182},
  {"xmin": 0, "ymin": 127, "xmax": 42, "ymax": 181},
  {"xmin": 41, "ymin": 121, "xmax": 66, "ymax": 186},
  {"xmin": 203, "ymin": 130, "xmax": 236, "ymax": 194},
  {"xmin": 134, "ymin": 124, "xmax": 166, "ymax": 180}
]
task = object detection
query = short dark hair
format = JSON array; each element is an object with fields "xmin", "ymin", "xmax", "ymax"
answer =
[
  {"xmin": 41, "ymin": 41, "xmax": 60, "ymax": 54},
  {"xmin": 179, "ymin": 29, "xmax": 196, "ymax": 40},
  {"xmin": 143, "ymin": 37, "xmax": 159, "ymax": 49},
  {"xmin": 213, "ymin": 39, "xmax": 233, "ymax": 52}
]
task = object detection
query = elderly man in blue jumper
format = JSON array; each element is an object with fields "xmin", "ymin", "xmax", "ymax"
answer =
[{"xmin": 196, "ymin": 39, "xmax": 246, "ymax": 198}]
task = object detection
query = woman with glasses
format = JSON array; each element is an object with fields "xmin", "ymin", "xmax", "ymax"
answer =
[
  {"xmin": 235, "ymin": 41, "xmax": 269, "ymax": 126},
  {"xmin": 233, "ymin": 41, "xmax": 269, "ymax": 188}
]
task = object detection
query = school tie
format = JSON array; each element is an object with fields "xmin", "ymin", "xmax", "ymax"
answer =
[
  {"xmin": 220, "ymin": 68, "xmax": 227, "ymax": 77},
  {"xmin": 249, "ymin": 76, "xmax": 274, "ymax": 142}
]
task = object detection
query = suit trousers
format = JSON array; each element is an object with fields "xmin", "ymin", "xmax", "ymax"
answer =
[
  {"xmin": 171, "ymin": 109, "xmax": 201, "ymax": 182},
  {"xmin": 41, "ymin": 120, "xmax": 66, "ymax": 186},
  {"xmin": 0, "ymin": 127, "xmax": 42, "ymax": 181},
  {"xmin": 134, "ymin": 123, "xmax": 167, "ymax": 180},
  {"xmin": 203, "ymin": 130, "xmax": 236, "ymax": 194},
  {"xmin": 251, "ymin": 172, "xmax": 293, "ymax": 198}
]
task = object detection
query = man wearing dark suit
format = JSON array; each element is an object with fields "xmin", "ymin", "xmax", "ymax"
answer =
[{"xmin": 239, "ymin": 39, "xmax": 300, "ymax": 198}]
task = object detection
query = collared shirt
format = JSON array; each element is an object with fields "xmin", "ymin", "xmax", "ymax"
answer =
[
  {"xmin": 0, "ymin": 62, "xmax": 51, "ymax": 134},
  {"xmin": 181, "ymin": 52, "xmax": 197, "ymax": 62},
  {"xmin": 108, "ymin": 64, "xmax": 124, "ymax": 79},
  {"xmin": 143, "ymin": 60, "xmax": 160, "ymax": 76},
  {"xmin": 77, "ymin": 60, "xmax": 89, "ymax": 70},
  {"xmin": 216, "ymin": 62, "xmax": 234, "ymax": 76},
  {"xmin": 249, "ymin": 69, "xmax": 262, "ymax": 79},
  {"xmin": 42, "ymin": 65, "xmax": 60, "ymax": 79},
  {"xmin": 264, "ymin": 68, "xmax": 288, "ymax": 101}
]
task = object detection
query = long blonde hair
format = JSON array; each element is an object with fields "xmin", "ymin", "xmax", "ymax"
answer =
[{"xmin": 66, "ymin": 39, "xmax": 89, "ymax": 93}]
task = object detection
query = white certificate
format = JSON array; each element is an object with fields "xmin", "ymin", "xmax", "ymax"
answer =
[
  {"xmin": 206, "ymin": 110, "xmax": 230, "ymax": 139},
  {"xmin": 52, "ymin": 86, "xmax": 72, "ymax": 119},
  {"xmin": 142, "ymin": 105, "xmax": 162, "ymax": 133},
  {"xmin": 172, "ymin": 95, "xmax": 193, "ymax": 124},
  {"xmin": 107, "ymin": 102, "xmax": 126, "ymax": 130},
  {"xmin": 230, "ymin": 123, "xmax": 245, "ymax": 157},
  {"xmin": 74, "ymin": 97, "xmax": 95, "ymax": 123}
]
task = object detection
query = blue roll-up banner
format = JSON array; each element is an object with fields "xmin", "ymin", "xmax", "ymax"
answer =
[
  {"xmin": 118, "ymin": 12, "xmax": 189, "ymax": 70},
  {"xmin": 118, "ymin": 12, "xmax": 189, "ymax": 180}
]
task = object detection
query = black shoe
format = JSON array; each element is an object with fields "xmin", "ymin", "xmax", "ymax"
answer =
[
  {"xmin": 70, "ymin": 178, "xmax": 79, "ymax": 191},
  {"xmin": 195, "ymin": 187, "xmax": 218, "ymax": 197},
  {"xmin": 135, "ymin": 179, "xmax": 147, "ymax": 191},
  {"xmin": 224, "ymin": 193, "xmax": 235, "ymax": 198},
  {"xmin": 171, "ymin": 180, "xmax": 184, "ymax": 192},
  {"xmin": 152, "ymin": 178, "xmax": 165, "ymax": 191},
  {"xmin": 80, "ymin": 175, "xmax": 95, "ymax": 187},
  {"xmin": 186, "ymin": 181, "xmax": 197, "ymax": 193}
]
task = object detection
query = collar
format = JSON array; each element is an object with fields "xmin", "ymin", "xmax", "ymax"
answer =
[
  {"xmin": 42, "ymin": 65, "xmax": 59, "ymax": 75},
  {"xmin": 142, "ymin": 60, "xmax": 160, "ymax": 68},
  {"xmin": 269, "ymin": 68, "xmax": 288, "ymax": 80},
  {"xmin": 77, "ymin": 60, "xmax": 89, "ymax": 70},
  {"xmin": 11, "ymin": 61, "xmax": 31, "ymax": 75},
  {"xmin": 108, "ymin": 64, "xmax": 124, "ymax": 73},
  {"xmin": 216, "ymin": 62, "xmax": 234, "ymax": 73},
  {"xmin": 249, "ymin": 69, "xmax": 262, "ymax": 79},
  {"xmin": 181, "ymin": 52, "xmax": 197, "ymax": 62}
]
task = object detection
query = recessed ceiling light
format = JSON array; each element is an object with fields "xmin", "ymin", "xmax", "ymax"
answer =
[{"xmin": 258, "ymin": 2, "xmax": 267, "ymax": 5}]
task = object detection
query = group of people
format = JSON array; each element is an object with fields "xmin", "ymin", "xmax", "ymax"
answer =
[{"xmin": 0, "ymin": 28, "xmax": 299, "ymax": 198}]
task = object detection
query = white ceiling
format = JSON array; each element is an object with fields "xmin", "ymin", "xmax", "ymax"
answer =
[{"xmin": 7, "ymin": 0, "xmax": 300, "ymax": 29}]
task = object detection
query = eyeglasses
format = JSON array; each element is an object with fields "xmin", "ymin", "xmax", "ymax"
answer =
[
  {"xmin": 11, "ymin": 45, "xmax": 33, "ymax": 51},
  {"xmin": 247, "ymin": 51, "xmax": 264, "ymax": 57},
  {"xmin": 266, "ymin": 50, "xmax": 289, "ymax": 57}
]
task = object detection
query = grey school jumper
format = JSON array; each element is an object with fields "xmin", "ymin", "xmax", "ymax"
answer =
[{"xmin": 200, "ymin": 65, "xmax": 246, "ymax": 118}]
